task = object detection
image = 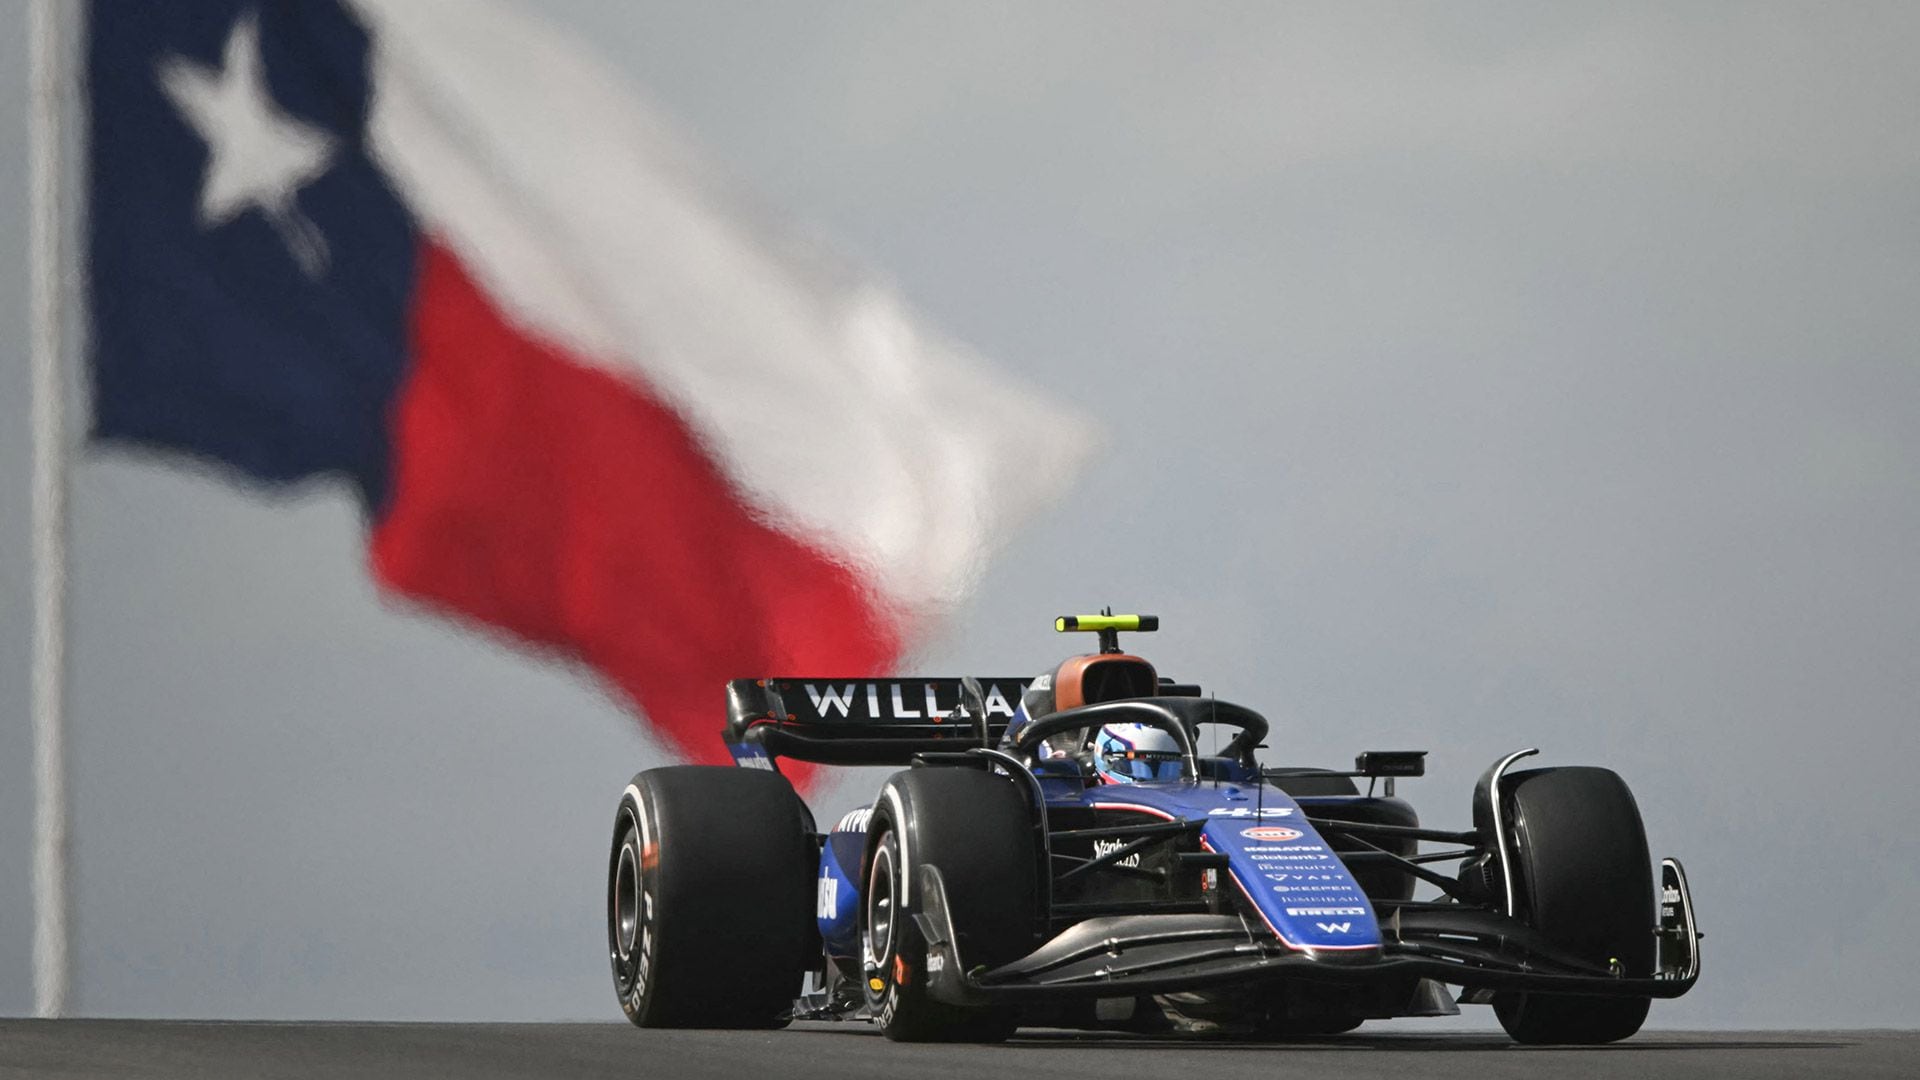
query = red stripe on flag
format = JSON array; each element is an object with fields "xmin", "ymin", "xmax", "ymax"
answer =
[{"xmin": 371, "ymin": 240, "xmax": 899, "ymax": 785}]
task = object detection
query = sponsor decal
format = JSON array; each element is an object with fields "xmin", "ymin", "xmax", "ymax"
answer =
[
  {"xmin": 869, "ymin": 977, "xmax": 886, "ymax": 993},
  {"xmin": 1315, "ymin": 921, "xmax": 1354, "ymax": 934},
  {"xmin": 1209, "ymin": 806, "xmax": 1293, "ymax": 818},
  {"xmin": 1273, "ymin": 885, "xmax": 1359, "ymax": 893},
  {"xmin": 1093, "ymin": 838, "xmax": 1142, "ymax": 869},
  {"xmin": 1243, "ymin": 844, "xmax": 1324, "ymax": 854},
  {"xmin": 816, "ymin": 874, "xmax": 839, "ymax": 919},
  {"xmin": 1663, "ymin": 885, "xmax": 1681, "ymax": 904},
  {"xmin": 727, "ymin": 740, "xmax": 777, "ymax": 771},
  {"xmin": 1250, "ymin": 853, "xmax": 1330, "ymax": 861},
  {"xmin": 805, "ymin": 683, "xmax": 860, "ymax": 717},
  {"xmin": 801, "ymin": 680, "xmax": 1024, "ymax": 720},
  {"xmin": 834, "ymin": 807, "xmax": 874, "ymax": 834},
  {"xmin": 1286, "ymin": 906, "xmax": 1368, "ymax": 916},
  {"xmin": 983, "ymin": 684, "xmax": 1016, "ymax": 717},
  {"xmin": 925, "ymin": 954, "xmax": 945, "ymax": 974},
  {"xmin": 1240, "ymin": 826, "xmax": 1304, "ymax": 842},
  {"xmin": 633, "ymin": 892, "xmax": 655, "ymax": 997}
]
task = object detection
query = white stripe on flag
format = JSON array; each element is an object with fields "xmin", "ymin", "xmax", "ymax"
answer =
[{"xmin": 349, "ymin": 0, "xmax": 1094, "ymax": 618}]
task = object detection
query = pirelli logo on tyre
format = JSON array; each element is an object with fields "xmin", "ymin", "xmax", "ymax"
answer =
[{"xmin": 1240, "ymin": 826, "xmax": 1303, "ymax": 843}]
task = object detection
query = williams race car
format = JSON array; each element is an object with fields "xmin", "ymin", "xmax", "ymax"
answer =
[{"xmin": 605, "ymin": 614, "xmax": 1700, "ymax": 1043}]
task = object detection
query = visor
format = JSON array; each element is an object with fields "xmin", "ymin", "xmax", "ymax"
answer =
[{"xmin": 1102, "ymin": 750, "xmax": 1185, "ymax": 782}]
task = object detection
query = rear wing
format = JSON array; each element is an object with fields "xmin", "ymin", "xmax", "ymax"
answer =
[{"xmin": 722, "ymin": 677, "xmax": 1032, "ymax": 769}]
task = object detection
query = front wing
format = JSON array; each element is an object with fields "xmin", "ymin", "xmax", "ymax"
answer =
[{"xmin": 910, "ymin": 859, "xmax": 1701, "ymax": 1004}]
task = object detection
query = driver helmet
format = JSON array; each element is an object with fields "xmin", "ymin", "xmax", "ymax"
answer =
[{"xmin": 1091, "ymin": 723, "xmax": 1185, "ymax": 784}]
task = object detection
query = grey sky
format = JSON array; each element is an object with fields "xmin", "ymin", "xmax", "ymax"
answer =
[{"xmin": 3, "ymin": 1, "xmax": 1918, "ymax": 1026}]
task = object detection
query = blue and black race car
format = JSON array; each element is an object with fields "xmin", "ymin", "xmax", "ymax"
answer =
[{"xmin": 605, "ymin": 614, "xmax": 1700, "ymax": 1043}]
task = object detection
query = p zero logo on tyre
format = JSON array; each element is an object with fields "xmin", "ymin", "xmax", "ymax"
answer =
[{"xmin": 1241, "ymin": 826, "xmax": 1304, "ymax": 842}]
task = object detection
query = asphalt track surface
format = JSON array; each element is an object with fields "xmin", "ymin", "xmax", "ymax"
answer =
[{"xmin": 2, "ymin": 1022, "xmax": 1914, "ymax": 1080}]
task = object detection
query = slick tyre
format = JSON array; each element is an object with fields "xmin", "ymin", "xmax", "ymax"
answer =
[
  {"xmin": 1492, "ymin": 766, "xmax": 1654, "ymax": 1045},
  {"xmin": 862, "ymin": 767, "xmax": 1037, "ymax": 1043},
  {"xmin": 608, "ymin": 766, "xmax": 815, "ymax": 1028}
]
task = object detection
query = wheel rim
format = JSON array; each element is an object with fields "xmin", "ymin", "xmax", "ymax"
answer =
[
  {"xmin": 864, "ymin": 839, "xmax": 898, "ymax": 975},
  {"xmin": 609, "ymin": 807, "xmax": 653, "ymax": 999},
  {"xmin": 614, "ymin": 840, "xmax": 640, "ymax": 963}
]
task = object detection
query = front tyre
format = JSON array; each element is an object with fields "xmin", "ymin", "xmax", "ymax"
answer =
[
  {"xmin": 1492, "ymin": 766, "xmax": 1654, "ymax": 1045},
  {"xmin": 608, "ymin": 766, "xmax": 815, "ymax": 1028},
  {"xmin": 862, "ymin": 767, "xmax": 1037, "ymax": 1042}
]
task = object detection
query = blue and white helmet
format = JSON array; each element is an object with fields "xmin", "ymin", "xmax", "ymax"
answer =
[{"xmin": 1092, "ymin": 723, "xmax": 1185, "ymax": 784}]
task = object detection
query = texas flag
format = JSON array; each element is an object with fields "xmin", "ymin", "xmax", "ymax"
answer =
[{"xmin": 87, "ymin": 0, "xmax": 1091, "ymax": 772}]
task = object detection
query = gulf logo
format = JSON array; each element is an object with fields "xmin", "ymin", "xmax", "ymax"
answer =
[{"xmin": 1240, "ymin": 826, "xmax": 1304, "ymax": 843}]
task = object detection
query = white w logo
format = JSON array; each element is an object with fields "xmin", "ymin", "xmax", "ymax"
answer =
[{"xmin": 1315, "ymin": 921, "xmax": 1352, "ymax": 934}]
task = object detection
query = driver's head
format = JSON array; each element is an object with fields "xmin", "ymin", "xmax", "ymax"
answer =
[{"xmin": 1091, "ymin": 723, "xmax": 1185, "ymax": 784}]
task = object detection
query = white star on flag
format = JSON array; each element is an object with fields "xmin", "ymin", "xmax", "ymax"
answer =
[{"xmin": 158, "ymin": 10, "xmax": 337, "ymax": 277}]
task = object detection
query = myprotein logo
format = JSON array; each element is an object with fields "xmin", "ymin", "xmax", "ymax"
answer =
[{"xmin": 1240, "ymin": 826, "xmax": 1303, "ymax": 843}]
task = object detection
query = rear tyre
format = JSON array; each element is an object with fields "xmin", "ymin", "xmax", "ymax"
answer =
[
  {"xmin": 862, "ymin": 767, "xmax": 1037, "ymax": 1042},
  {"xmin": 608, "ymin": 766, "xmax": 815, "ymax": 1028},
  {"xmin": 1491, "ymin": 766, "xmax": 1654, "ymax": 1045}
]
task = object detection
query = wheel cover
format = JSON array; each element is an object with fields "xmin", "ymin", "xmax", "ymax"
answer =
[
  {"xmin": 864, "ymin": 839, "xmax": 898, "ymax": 979},
  {"xmin": 608, "ymin": 808, "xmax": 655, "ymax": 1001},
  {"xmin": 614, "ymin": 841, "xmax": 640, "ymax": 963}
]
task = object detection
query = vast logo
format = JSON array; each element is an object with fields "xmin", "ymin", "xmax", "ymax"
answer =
[{"xmin": 1240, "ymin": 826, "xmax": 1304, "ymax": 842}]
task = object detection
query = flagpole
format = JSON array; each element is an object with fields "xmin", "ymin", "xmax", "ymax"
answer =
[{"xmin": 29, "ymin": 0, "xmax": 75, "ymax": 1020}]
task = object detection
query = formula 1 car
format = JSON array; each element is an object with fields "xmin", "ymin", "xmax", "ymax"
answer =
[{"xmin": 605, "ymin": 614, "xmax": 1700, "ymax": 1043}]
